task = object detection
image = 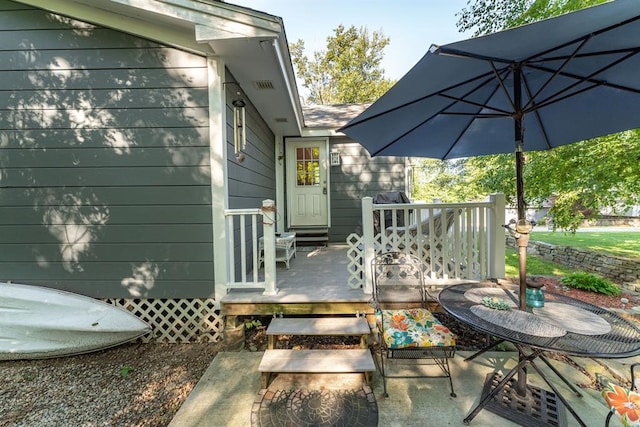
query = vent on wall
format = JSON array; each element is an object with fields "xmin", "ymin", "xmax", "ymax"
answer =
[{"xmin": 254, "ymin": 80, "xmax": 275, "ymax": 90}]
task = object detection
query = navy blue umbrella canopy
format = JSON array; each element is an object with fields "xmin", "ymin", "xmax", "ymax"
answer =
[
  {"xmin": 340, "ymin": 0, "xmax": 640, "ymax": 310},
  {"xmin": 341, "ymin": 0, "xmax": 640, "ymax": 160}
]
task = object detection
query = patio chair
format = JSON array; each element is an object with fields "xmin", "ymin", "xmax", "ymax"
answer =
[
  {"xmin": 370, "ymin": 251, "xmax": 456, "ymax": 398},
  {"xmin": 602, "ymin": 363, "xmax": 640, "ymax": 426}
]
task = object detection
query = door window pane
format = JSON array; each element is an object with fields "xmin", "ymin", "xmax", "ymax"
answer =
[{"xmin": 296, "ymin": 146, "xmax": 320, "ymax": 186}]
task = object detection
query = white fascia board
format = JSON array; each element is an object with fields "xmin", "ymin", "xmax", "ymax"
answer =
[
  {"xmin": 14, "ymin": 0, "xmax": 214, "ymax": 55},
  {"xmin": 112, "ymin": 0, "xmax": 282, "ymax": 39},
  {"xmin": 195, "ymin": 24, "xmax": 277, "ymax": 42},
  {"xmin": 301, "ymin": 128, "xmax": 342, "ymax": 137},
  {"xmin": 15, "ymin": 0, "xmax": 283, "ymax": 50}
]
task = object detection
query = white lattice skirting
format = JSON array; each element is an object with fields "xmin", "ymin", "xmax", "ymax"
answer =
[{"xmin": 104, "ymin": 298, "xmax": 223, "ymax": 343}]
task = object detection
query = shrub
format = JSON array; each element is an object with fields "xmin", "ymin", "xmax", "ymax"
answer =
[{"xmin": 560, "ymin": 272, "xmax": 621, "ymax": 296}]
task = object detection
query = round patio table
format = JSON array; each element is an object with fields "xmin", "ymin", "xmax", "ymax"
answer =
[{"xmin": 439, "ymin": 282, "xmax": 640, "ymax": 427}]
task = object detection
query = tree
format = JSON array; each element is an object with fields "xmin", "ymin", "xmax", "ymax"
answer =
[
  {"xmin": 437, "ymin": 0, "xmax": 639, "ymax": 231},
  {"xmin": 290, "ymin": 25, "xmax": 394, "ymax": 104},
  {"xmin": 456, "ymin": 0, "xmax": 607, "ymax": 36}
]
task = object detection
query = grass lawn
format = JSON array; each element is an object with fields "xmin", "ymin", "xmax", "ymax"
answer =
[
  {"xmin": 505, "ymin": 248, "xmax": 573, "ymax": 277},
  {"xmin": 531, "ymin": 231, "xmax": 640, "ymax": 260}
]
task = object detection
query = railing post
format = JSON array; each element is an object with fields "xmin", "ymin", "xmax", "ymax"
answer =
[
  {"xmin": 488, "ymin": 193, "xmax": 506, "ymax": 278},
  {"xmin": 362, "ymin": 197, "xmax": 374, "ymax": 294},
  {"xmin": 261, "ymin": 199, "xmax": 279, "ymax": 295}
]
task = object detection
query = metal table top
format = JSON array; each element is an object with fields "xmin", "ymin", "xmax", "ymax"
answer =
[{"xmin": 439, "ymin": 283, "xmax": 640, "ymax": 358}]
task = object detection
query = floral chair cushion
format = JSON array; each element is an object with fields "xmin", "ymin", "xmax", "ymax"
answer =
[
  {"xmin": 603, "ymin": 383, "xmax": 640, "ymax": 427},
  {"xmin": 376, "ymin": 308, "xmax": 456, "ymax": 349}
]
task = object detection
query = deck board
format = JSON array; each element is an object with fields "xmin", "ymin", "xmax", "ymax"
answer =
[
  {"xmin": 266, "ymin": 317, "xmax": 370, "ymax": 336},
  {"xmin": 259, "ymin": 349, "xmax": 375, "ymax": 374}
]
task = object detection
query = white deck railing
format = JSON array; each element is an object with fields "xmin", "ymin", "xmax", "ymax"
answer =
[
  {"xmin": 224, "ymin": 199, "xmax": 278, "ymax": 295},
  {"xmin": 346, "ymin": 194, "xmax": 506, "ymax": 293},
  {"xmin": 225, "ymin": 195, "xmax": 505, "ymax": 296}
]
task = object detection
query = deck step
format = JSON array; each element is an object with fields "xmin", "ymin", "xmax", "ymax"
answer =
[
  {"xmin": 259, "ymin": 349, "xmax": 375, "ymax": 374},
  {"xmin": 266, "ymin": 317, "xmax": 370, "ymax": 337},
  {"xmin": 290, "ymin": 228, "xmax": 328, "ymax": 246},
  {"xmin": 259, "ymin": 316, "xmax": 375, "ymax": 388}
]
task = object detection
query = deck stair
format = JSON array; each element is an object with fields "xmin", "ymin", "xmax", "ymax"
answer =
[
  {"xmin": 290, "ymin": 228, "xmax": 329, "ymax": 246},
  {"xmin": 258, "ymin": 316, "xmax": 375, "ymax": 388}
]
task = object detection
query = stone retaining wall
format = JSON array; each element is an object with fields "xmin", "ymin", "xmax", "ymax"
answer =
[{"xmin": 506, "ymin": 236, "xmax": 640, "ymax": 288}]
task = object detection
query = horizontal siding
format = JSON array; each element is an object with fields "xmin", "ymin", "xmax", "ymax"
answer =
[
  {"xmin": 0, "ymin": 48, "xmax": 208, "ymax": 71},
  {"xmin": 0, "ymin": 224, "xmax": 214, "ymax": 243},
  {"xmin": 329, "ymin": 137, "xmax": 406, "ymax": 242},
  {"xmin": 1, "ymin": 107, "xmax": 209, "ymax": 129},
  {"xmin": 225, "ymin": 72, "xmax": 276, "ymax": 212},
  {"xmin": 0, "ymin": 206, "xmax": 213, "ymax": 224},
  {"xmin": 0, "ymin": 27, "xmax": 168, "ymax": 49},
  {"xmin": 0, "ymin": 147, "xmax": 210, "ymax": 167},
  {"xmin": 0, "ymin": 68, "xmax": 208, "ymax": 90},
  {"xmin": 0, "ymin": 167, "xmax": 212, "ymax": 186},
  {"xmin": 0, "ymin": 186, "xmax": 211, "ymax": 205},
  {"xmin": 0, "ymin": 88, "xmax": 209, "ymax": 109},
  {"xmin": 2, "ymin": 128, "xmax": 209, "ymax": 149},
  {"xmin": 0, "ymin": 243, "xmax": 213, "ymax": 262},
  {"xmin": 0, "ymin": 261, "xmax": 212, "ymax": 280},
  {"xmin": 0, "ymin": 2, "xmax": 214, "ymax": 298}
]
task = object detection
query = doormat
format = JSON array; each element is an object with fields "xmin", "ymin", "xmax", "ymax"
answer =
[{"xmin": 250, "ymin": 386, "xmax": 378, "ymax": 427}]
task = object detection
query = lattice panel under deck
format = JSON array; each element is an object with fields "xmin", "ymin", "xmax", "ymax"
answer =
[
  {"xmin": 346, "ymin": 233, "xmax": 365, "ymax": 289},
  {"xmin": 104, "ymin": 298, "xmax": 223, "ymax": 343}
]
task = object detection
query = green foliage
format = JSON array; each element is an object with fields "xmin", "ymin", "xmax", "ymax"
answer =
[
  {"xmin": 243, "ymin": 318, "xmax": 262, "ymax": 330},
  {"xmin": 456, "ymin": 0, "xmax": 608, "ymax": 36},
  {"xmin": 445, "ymin": 0, "xmax": 640, "ymax": 231},
  {"xmin": 411, "ymin": 113, "xmax": 640, "ymax": 232},
  {"xmin": 560, "ymin": 272, "xmax": 621, "ymax": 296},
  {"xmin": 120, "ymin": 366, "xmax": 134, "ymax": 378},
  {"xmin": 290, "ymin": 25, "xmax": 394, "ymax": 104}
]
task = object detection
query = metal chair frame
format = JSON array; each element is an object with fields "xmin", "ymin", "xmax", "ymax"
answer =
[{"xmin": 370, "ymin": 251, "xmax": 456, "ymax": 398}]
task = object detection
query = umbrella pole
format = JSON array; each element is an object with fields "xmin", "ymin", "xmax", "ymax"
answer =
[
  {"xmin": 515, "ymin": 149, "xmax": 527, "ymax": 311},
  {"xmin": 515, "ymin": 94, "xmax": 529, "ymax": 397}
]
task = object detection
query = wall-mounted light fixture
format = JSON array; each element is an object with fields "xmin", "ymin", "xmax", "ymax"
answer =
[
  {"xmin": 232, "ymin": 95, "xmax": 246, "ymax": 162},
  {"xmin": 330, "ymin": 151, "xmax": 341, "ymax": 166}
]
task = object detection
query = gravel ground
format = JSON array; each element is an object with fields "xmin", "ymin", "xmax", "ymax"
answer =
[
  {"xmin": 0, "ymin": 343, "xmax": 220, "ymax": 427},
  {"xmin": 1, "ymin": 277, "xmax": 636, "ymax": 427}
]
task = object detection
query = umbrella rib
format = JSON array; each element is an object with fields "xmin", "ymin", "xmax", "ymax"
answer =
[
  {"xmin": 521, "ymin": 78, "xmax": 553, "ymax": 150},
  {"xmin": 372, "ymin": 76, "xmax": 505, "ymax": 157},
  {"xmin": 528, "ymin": 49, "xmax": 640, "ymax": 100},
  {"xmin": 517, "ymin": 13, "xmax": 640, "ymax": 65},
  {"xmin": 524, "ymin": 49, "xmax": 640, "ymax": 113},
  {"xmin": 521, "ymin": 36, "xmax": 590, "ymax": 112},
  {"xmin": 340, "ymin": 64, "xmax": 510, "ymax": 135},
  {"xmin": 437, "ymin": 64, "xmax": 514, "ymax": 116}
]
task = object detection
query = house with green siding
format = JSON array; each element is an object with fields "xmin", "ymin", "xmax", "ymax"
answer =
[{"xmin": 0, "ymin": 0, "xmax": 408, "ymax": 339}]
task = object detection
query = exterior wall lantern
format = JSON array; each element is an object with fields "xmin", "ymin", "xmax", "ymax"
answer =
[
  {"xmin": 232, "ymin": 96, "xmax": 246, "ymax": 162},
  {"xmin": 330, "ymin": 151, "xmax": 341, "ymax": 166}
]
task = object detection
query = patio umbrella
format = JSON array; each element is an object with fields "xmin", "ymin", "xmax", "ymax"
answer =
[{"xmin": 340, "ymin": 0, "xmax": 640, "ymax": 310}]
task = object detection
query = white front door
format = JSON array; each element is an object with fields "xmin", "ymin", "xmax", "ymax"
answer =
[{"xmin": 286, "ymin": 139, "xmax": 329, "ymax": 227}]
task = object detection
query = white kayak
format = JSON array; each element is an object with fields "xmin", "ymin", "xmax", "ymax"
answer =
[{"xmin": 0, "ymin": 282, "xmax": 151, "ymax": 360}]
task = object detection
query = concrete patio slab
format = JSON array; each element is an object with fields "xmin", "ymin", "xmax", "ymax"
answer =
[{"xmin": 170, "ymin": 350, "xmax": 624, "ymax": 426}]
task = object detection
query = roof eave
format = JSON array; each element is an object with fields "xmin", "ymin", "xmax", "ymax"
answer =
[{"xmin": 13, "ymin": 0, "xmax": 304, "ymax": 136}]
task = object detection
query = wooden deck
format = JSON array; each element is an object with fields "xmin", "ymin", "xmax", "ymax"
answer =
[
  {"xmin": 220, "ymin": 243, "xmax": 472, "ymax": 320},
  {"xmin": 221, "ymin": 244, "xmax": 372, "ymax": 317}
]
